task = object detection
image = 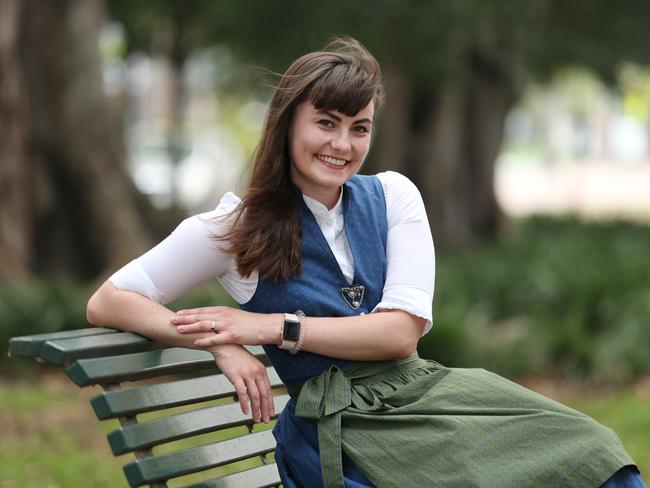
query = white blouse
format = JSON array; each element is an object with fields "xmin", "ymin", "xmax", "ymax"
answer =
[{"xmin": 109, "ymin": 171, "xmax": 436, "ymax": 334}]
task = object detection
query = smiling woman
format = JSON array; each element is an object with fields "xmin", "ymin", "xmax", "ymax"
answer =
[
  {"xmin": 289, "ymin": 102, "xmax": 375, "ymax": 208},
  {"xmin": 86, "ymin": 37, "xmax": 646, "ymax": 487}
]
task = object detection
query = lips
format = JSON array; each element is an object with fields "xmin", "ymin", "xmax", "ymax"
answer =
[{"xmin": 316, "ymin": 154, "xmax": 348, "ymax": 167}]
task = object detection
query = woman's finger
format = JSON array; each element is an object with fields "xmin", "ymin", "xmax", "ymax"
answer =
[
  {"xmin": 176, "ymin": 320, "xmax": 208, "ymax": 334},
  {"xmin": 232, "ymin": 377, "xmax": 249, "ymax": 416},
  {"xmin": 255, "ymin": 373, "xmax": 274, "ymax": 423},
  {"xmin": 244, "ymin": 376, "xmax": 262, "ymax": 423},
  {"xmin": 178, "ymin": 319, "xmax": 223, "ymax": 335},
  {"xmin": 195, "ymin": 334, "xmax": 219, "ymax": 347},
  {"xmin": 170, "ymin": 314, "xmax": 198, "ymax": 325},
  {"xmin": 171, "ymin": 313, "xmax": 214, "ymax": 325},
  {"xmin": 175, "ymin": 306, "xmax": 223, "ymax": 315}
]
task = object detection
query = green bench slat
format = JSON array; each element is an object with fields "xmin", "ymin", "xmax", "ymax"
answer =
[
  {"xmin": 65, "ymin": 345, "xmax": 268, "ymax": 386},
  {"xmin": 181, "ymin": 464, "xmax": 281, "ymax": 488},
  {"xmin": 123, "ymin": 430, "xmax": 277, "ymax": 486},
  {"xmin": 10, "ymin": 328, "xmax": 288, "ymax": 487},
  {"xmin": 91, "ymin": 368, "xmax": 284, "ymax": 420},
  {"xmin": 108, "ymin": 395, "xmax": 290, "ymax": 455},
  {"xmin": 41, "ymin": 332, "xmax": 166, "ymax": 366},
  {"xmin": 7, "ymin": 328, "xmax": 116, "ymax": 359}
]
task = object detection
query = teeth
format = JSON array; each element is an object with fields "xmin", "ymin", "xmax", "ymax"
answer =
[{"xmin": 319, "ymin": 155, "xmax": 347, "ymax": 166}]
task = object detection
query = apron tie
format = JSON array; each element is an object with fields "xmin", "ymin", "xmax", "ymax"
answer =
[{"xmin": 294, "ymin": 355, "xmax": 423, "ymax": 488}]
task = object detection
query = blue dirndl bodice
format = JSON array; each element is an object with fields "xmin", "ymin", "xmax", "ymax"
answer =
[
  {"xmin": 240, "ymin": 174, "xmax": 387, "ymax": 487},
  {"xmin": 240, "ymin": 174, "xmax": 387, "ymax": 384}
]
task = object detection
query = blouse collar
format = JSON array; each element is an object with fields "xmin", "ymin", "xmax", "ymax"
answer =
[{"xmin": 302, "ymin": 186, "xmax": 344, "ymax": 220}]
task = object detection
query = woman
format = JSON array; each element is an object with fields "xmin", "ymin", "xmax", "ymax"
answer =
[{"xmin": 87, "ymin": 38, "xmax": 644, "ymax": 487}]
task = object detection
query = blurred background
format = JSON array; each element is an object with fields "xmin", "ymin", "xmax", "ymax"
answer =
[{"xmin": 1, "ymin": 0, "xmax": 649, "ymax": 485}]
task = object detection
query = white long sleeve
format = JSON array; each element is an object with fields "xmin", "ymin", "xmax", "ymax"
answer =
[
  {"xmin": 109, "ymin": 171, "xmax": 435, "ymax": 333},
  {"xmin": 109, "ymin": 192, "xmax": 259, "ymax": 304}
]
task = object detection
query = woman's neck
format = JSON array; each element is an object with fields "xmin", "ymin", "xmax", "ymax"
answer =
[{"xmin": 299, "ymin": 186, "xmax": 342, "ymax": 210}]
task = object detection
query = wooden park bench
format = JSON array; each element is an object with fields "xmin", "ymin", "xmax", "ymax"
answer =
[{"xmin": 8, "ymin": 327, "xmax": 289, "ymax": 487}]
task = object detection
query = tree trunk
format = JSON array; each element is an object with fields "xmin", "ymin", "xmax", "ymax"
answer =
[
  {"xmin": 369, "ymin": 63, "xmax": 517, "ymax": 246},
  {"xmin": 416, "ymin": 73, "xmax": 516, "ymax": 245},
  {"xmin": 366, "ymin": 7, "xmax": 531, "ymax": 246},
  {"xmin": 371, "ymin": 65, "xmax": 411, "ymax": 176},
  {"xmin": 0, "ymin": 0, "xmax": 32, "ymax": 281},
  {"xmin": 163, "ymin": 19, "xmax": 188, "ymax": 206},
  {"xmin": 0, "ymin": 0, "xmax": 180, "ymax": 283}
]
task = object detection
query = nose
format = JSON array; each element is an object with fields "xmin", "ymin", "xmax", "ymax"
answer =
[{"xmin": 330, "ymin": 130, "xmax": 351, "ymax": 153}]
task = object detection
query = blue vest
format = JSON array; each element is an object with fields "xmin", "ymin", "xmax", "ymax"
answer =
[{"xmin": 240, "ymin": 174, "xmax": 388, "ymax": 384}]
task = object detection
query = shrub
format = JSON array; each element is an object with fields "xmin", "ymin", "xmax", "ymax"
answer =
[{"xmin": 418, "ymin": 216, "xmax": 650, "ymax": 382}]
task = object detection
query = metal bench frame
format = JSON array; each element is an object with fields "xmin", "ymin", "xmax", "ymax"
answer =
[{"xmin": 9, "ymin": 327, "xmax": 288, "ymax": 487}]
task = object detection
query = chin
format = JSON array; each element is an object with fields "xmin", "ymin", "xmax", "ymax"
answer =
[{"xmin": 322, "ymin": 173, "xmax": 353, "ymax": 188}]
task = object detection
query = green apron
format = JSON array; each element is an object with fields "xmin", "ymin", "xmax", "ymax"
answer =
[{"xmin": 294, "ymin": 354, "xmax": 634, "ymax": 488}]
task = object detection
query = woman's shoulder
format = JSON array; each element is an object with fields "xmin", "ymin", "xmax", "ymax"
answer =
[
  {"xmin": 185, "ymin": 192, "xmax": 242, "ymax": 235},
  {"xmin": 375, "ymin": 171, "xmax": 419, "ymax": 192},
  {"xmin": 372, "ymin": 172, "xmax": 426, "ymax": 225},
  {"xmin": 350, "ymin": 171, "xmax": 419, "ymax": 198},
  {"xmin": 197, "ymin": 192, "xmax": 241, "ymax": 219},
  {"xmin": 374, "ymin": 171, "xmax": 422, "ymax": 205}
]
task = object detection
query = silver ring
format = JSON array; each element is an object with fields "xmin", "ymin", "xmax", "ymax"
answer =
[{"xmin": 211, "ymin": 320, "xmax": 216, "ymax": 332}]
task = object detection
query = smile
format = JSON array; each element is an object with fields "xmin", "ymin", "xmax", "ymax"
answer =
[{"xmin": 316, "ymin": 154, "xmax": 348, "ymax": 167}]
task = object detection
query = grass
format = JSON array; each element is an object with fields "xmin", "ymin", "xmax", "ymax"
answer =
[
  {"xmin": 0, "ymin": 372, "xmax": 648, "ymax": 487},
  {"xmin": 0, "ymin": 373, "xmax": 123, "ymax": 488},
  {"xmin": 564, "ymin": 391, "xmax": 650, "ymax": 477}
]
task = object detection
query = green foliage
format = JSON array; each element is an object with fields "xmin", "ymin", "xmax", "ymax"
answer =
[
  {"xmin": 108, "ymin": 0, "xmax": 650, "ymax": 87},
  {"xmin": 419, "ymin": 216, "xmax": 650, "ymax": 382},
  {"xmin": 0, "ymin": 280, "xmax": 90, "ymax": 347}
]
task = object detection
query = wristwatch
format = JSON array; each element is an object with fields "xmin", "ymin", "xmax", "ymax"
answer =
[{"xmin": 280, "ymin": 313, "xmax": 301, "ymax": 351}]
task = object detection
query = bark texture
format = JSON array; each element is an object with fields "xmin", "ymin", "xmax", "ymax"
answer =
[
  {"xmin": 0, "ymin": 0, "xmax": 33, "ymax": 280},
  {"xmin": 0, "ymin": 0, "xmax": 178, "ymax": 283}
]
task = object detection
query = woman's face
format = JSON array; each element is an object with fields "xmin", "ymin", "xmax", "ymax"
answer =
[{"xmin": 289, "ymin": 101, "xmax": 374, "ymax": 208}]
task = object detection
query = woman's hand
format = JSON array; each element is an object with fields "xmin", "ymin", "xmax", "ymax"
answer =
[
  {"xmin": 208, "ymin": 343, "xmax": 275, "ymax": 423},
  {"xmin": 171, "ymin": 306, "xmax": 282, "ymax": 347},
  {"xmin": 171, "ymin": 306, "xmax": 281, "ymax": 422}
]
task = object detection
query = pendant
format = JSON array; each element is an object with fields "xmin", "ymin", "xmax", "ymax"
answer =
[{"xmin": 340, "ymin": 285, "xmax": 365, "ymax": 310}]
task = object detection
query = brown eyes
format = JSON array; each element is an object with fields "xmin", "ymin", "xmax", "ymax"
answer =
[{"xmin": 317, "ymin": 120, "xmax": 370, "ymax": 134}]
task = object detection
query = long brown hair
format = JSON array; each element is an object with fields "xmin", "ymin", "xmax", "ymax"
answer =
[{"xmin": 218, "ymin": 37, "xmax": 384, "ymax": 282}]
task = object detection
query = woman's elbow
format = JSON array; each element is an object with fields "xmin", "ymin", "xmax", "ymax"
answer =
[
  {"xmin": 393, "ymin": 336, "xmax": 419, "ymax": 359},
  {"xmin": 391, "ymin": 315, "xmax": 425, "ymax": 359},
  {"xmin": 86, "ymin": 282, "xmax": 115, "ymax": 326},
  {"xmin": 86, "ymin": 292, "xmax": 104, "ymax": 326}
]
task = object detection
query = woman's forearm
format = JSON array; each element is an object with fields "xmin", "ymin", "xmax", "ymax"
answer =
[
  {"xmin": 296, "ymin": 311, "xmax": 425, "ymax": 360},
  {"xmin": 86, "ymin": 281, "xmax": 215, "ymax": 348},
  {"xmin": 174, "ymin": 307, "xmax": 426, "ymax": 361},
  {"xmin": 88, "ymin": 281, "xmax": 276, "ymax": 423}
]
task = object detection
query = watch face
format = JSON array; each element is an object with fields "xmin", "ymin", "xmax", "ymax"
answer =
[{"xmin": 283, "ymin": 321, "xmax": 300, "ymax": 341}]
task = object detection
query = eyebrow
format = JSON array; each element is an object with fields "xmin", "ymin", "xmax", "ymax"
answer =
[{"xmin": 317, "ymin": 110, "xmax": 373, "ymax": 125}]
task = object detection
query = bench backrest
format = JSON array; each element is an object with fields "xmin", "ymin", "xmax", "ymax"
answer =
[{"xmin": 9, "ymin": 328, "xmax": 288, "ymax": 487}]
